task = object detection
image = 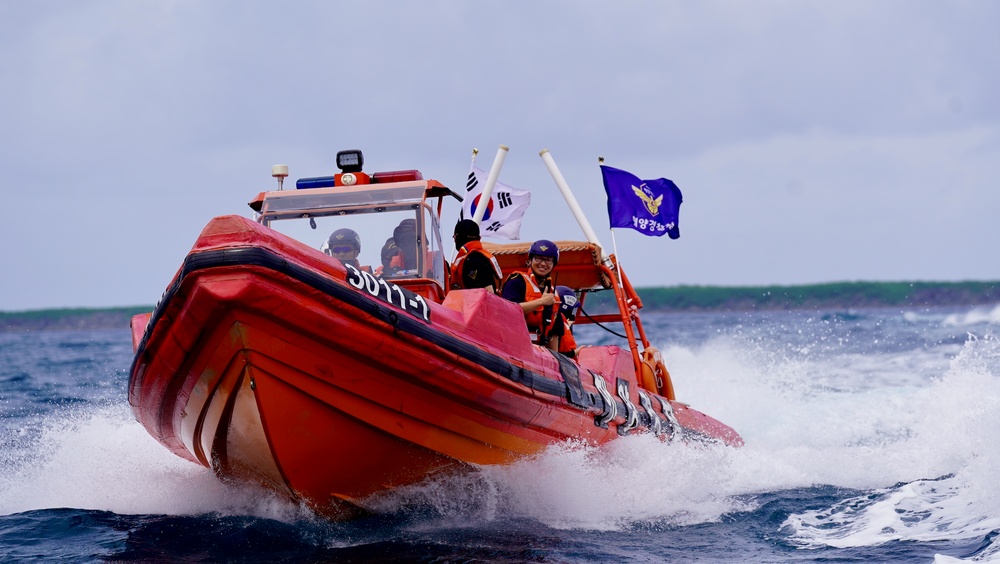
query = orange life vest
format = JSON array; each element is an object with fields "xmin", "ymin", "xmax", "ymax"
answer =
[
  {"xmin": 389, "ymin": 252, "xmax": 407, "ymax": 271},
  {"xmin": 503, "ymin": 270, "xmax": 561, "ymax": 341},
  {"xmin": 387, "ymin": 249, "xmax": 440, "ymax": 278},
  {"xmin": 558, "ymin": 316, "xmax": 577, "ymax": 356},
  {"xmin": 449, "ymin": 241, "xmax": 502, "ymax": 290}
]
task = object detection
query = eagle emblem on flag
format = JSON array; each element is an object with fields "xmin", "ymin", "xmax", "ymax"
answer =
[{"xmin": 632, "ymin": 184, "xmax": 663, "ymax": 217}]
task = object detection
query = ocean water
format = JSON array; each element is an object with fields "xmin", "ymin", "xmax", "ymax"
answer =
[{"xmin": 2, "ymin": 304, "xmax": 1000, "ymax": 563}]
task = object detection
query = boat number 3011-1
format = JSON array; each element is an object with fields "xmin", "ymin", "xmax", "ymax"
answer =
[{"xmin": 345, "ymin": 264, "xmax": 431, "ymax": 323}]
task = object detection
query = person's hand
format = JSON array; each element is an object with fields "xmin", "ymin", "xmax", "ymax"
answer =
[{"xmin": 537, "ymin": 289, "xmax": 557, "ymax": 306}]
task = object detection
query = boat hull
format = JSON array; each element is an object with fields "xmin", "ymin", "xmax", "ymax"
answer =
[{"xmin": 129, "ymin": 215, "xmax": 741, "ymax": 517}]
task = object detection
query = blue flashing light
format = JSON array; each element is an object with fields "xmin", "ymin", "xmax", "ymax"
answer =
[{"xmin": 296, "ymin": 176, "xmax": 337, "ymax": 189}]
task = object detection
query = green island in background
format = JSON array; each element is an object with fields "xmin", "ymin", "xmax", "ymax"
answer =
[{"xmin": 2, "ymin": 280, "xmax": 998, "ymax": 333}]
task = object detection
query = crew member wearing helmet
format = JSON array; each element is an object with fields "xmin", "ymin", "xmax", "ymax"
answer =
[
  {"xmin": 385, "ymin": 218, "xmax": 419, "ymax": 276},
  {"xmin": 324, "ymin": 228, "xmax": 369, "ymax": 272},
  {"xmin": 449, "ymin": 219, "xmax": 503, "ymax": 292},
  {"xmin": 374, "ymin": 237, "xmax": 398, "ymax": 277},
  {"xmin": 500, "ymin": 239, "xmax": 564, "ymax": 351},
  {"xmin": 555, "ymin": 285, "xmax": 581, "ymax": 358}
]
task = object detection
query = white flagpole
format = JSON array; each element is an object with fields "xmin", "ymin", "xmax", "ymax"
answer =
[
  {"xmin": 539, "ymin": 149, "xmax": 611, "ymax": 266},
  {"xmin": 472, "ymin": 145, "xmax": 508, "ymax": 224},
  {"xmin": 462, "ymin": 148, "xmax": 478, "ymax": 221},
  {"xmin": 610, "ymin": 228, "xmax": 626, "ymax": 290},
  {"xmin": 602, "ymin": 155, "xmax": 623, "ymax": 286}
]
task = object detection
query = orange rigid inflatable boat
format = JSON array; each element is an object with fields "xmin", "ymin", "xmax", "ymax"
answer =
[{"xmin": 128, "ymin": 150, "xmax": 742, "ymax": 519}]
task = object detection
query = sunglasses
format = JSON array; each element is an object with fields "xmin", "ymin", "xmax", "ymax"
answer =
[{"xmin": 330, "ymin": 246, "xmax": 355, "ymax": 254}]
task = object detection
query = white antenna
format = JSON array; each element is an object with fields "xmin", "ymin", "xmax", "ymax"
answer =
[
  {"xmin": 539, "ymin": 149, "xmax": 610, "ymax": 266},
  {"xmin": 272, "ymin": 164, "xmax": 289, "ymax": 190},
  {"xmin": 472, "ymin": 145, "xmax": 509, "ymax": 224}
]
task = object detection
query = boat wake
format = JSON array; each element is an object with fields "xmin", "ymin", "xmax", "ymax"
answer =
[
  {"xmin": 782, "ymin": 474, "xmax": 1000, "ymax": 549},
  {"xmin": 364, "ymin": 436, "xmax": 750, "ymax": 531},
  {"xmin": 0, "ymin": 404, "xmax": 310, "ymax": 523},
  {"xmin": 942, "ymin": 304, "xmax": 1000, "ymax": 327},
  {"xmin": 763, "ymin": 330, "xmax": 1000, "ymax": 558}
]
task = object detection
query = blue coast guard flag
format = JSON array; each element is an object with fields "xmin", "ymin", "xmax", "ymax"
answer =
[
  {"xmin": 461, "ymin": 164, "xmax": 531, "ymax": 240},
  {"xmin": 601, "ymin": 165, "xmax": 683, "ymax": 239}
]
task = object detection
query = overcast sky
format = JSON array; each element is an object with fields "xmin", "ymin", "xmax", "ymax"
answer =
[{"xmin": 2, "ymin": 1, "xmax": 998, "ymax": 311}]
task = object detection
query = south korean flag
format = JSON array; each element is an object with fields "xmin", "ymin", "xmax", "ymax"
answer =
[{"xmin": 462, "ymin": 164, "xmax": 531, "ymax": 240}]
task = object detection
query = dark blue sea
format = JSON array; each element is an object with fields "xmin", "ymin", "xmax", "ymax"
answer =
[{"xmin": 3, "ymin": 305, "xmax": 1000, "ymax": 563}]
